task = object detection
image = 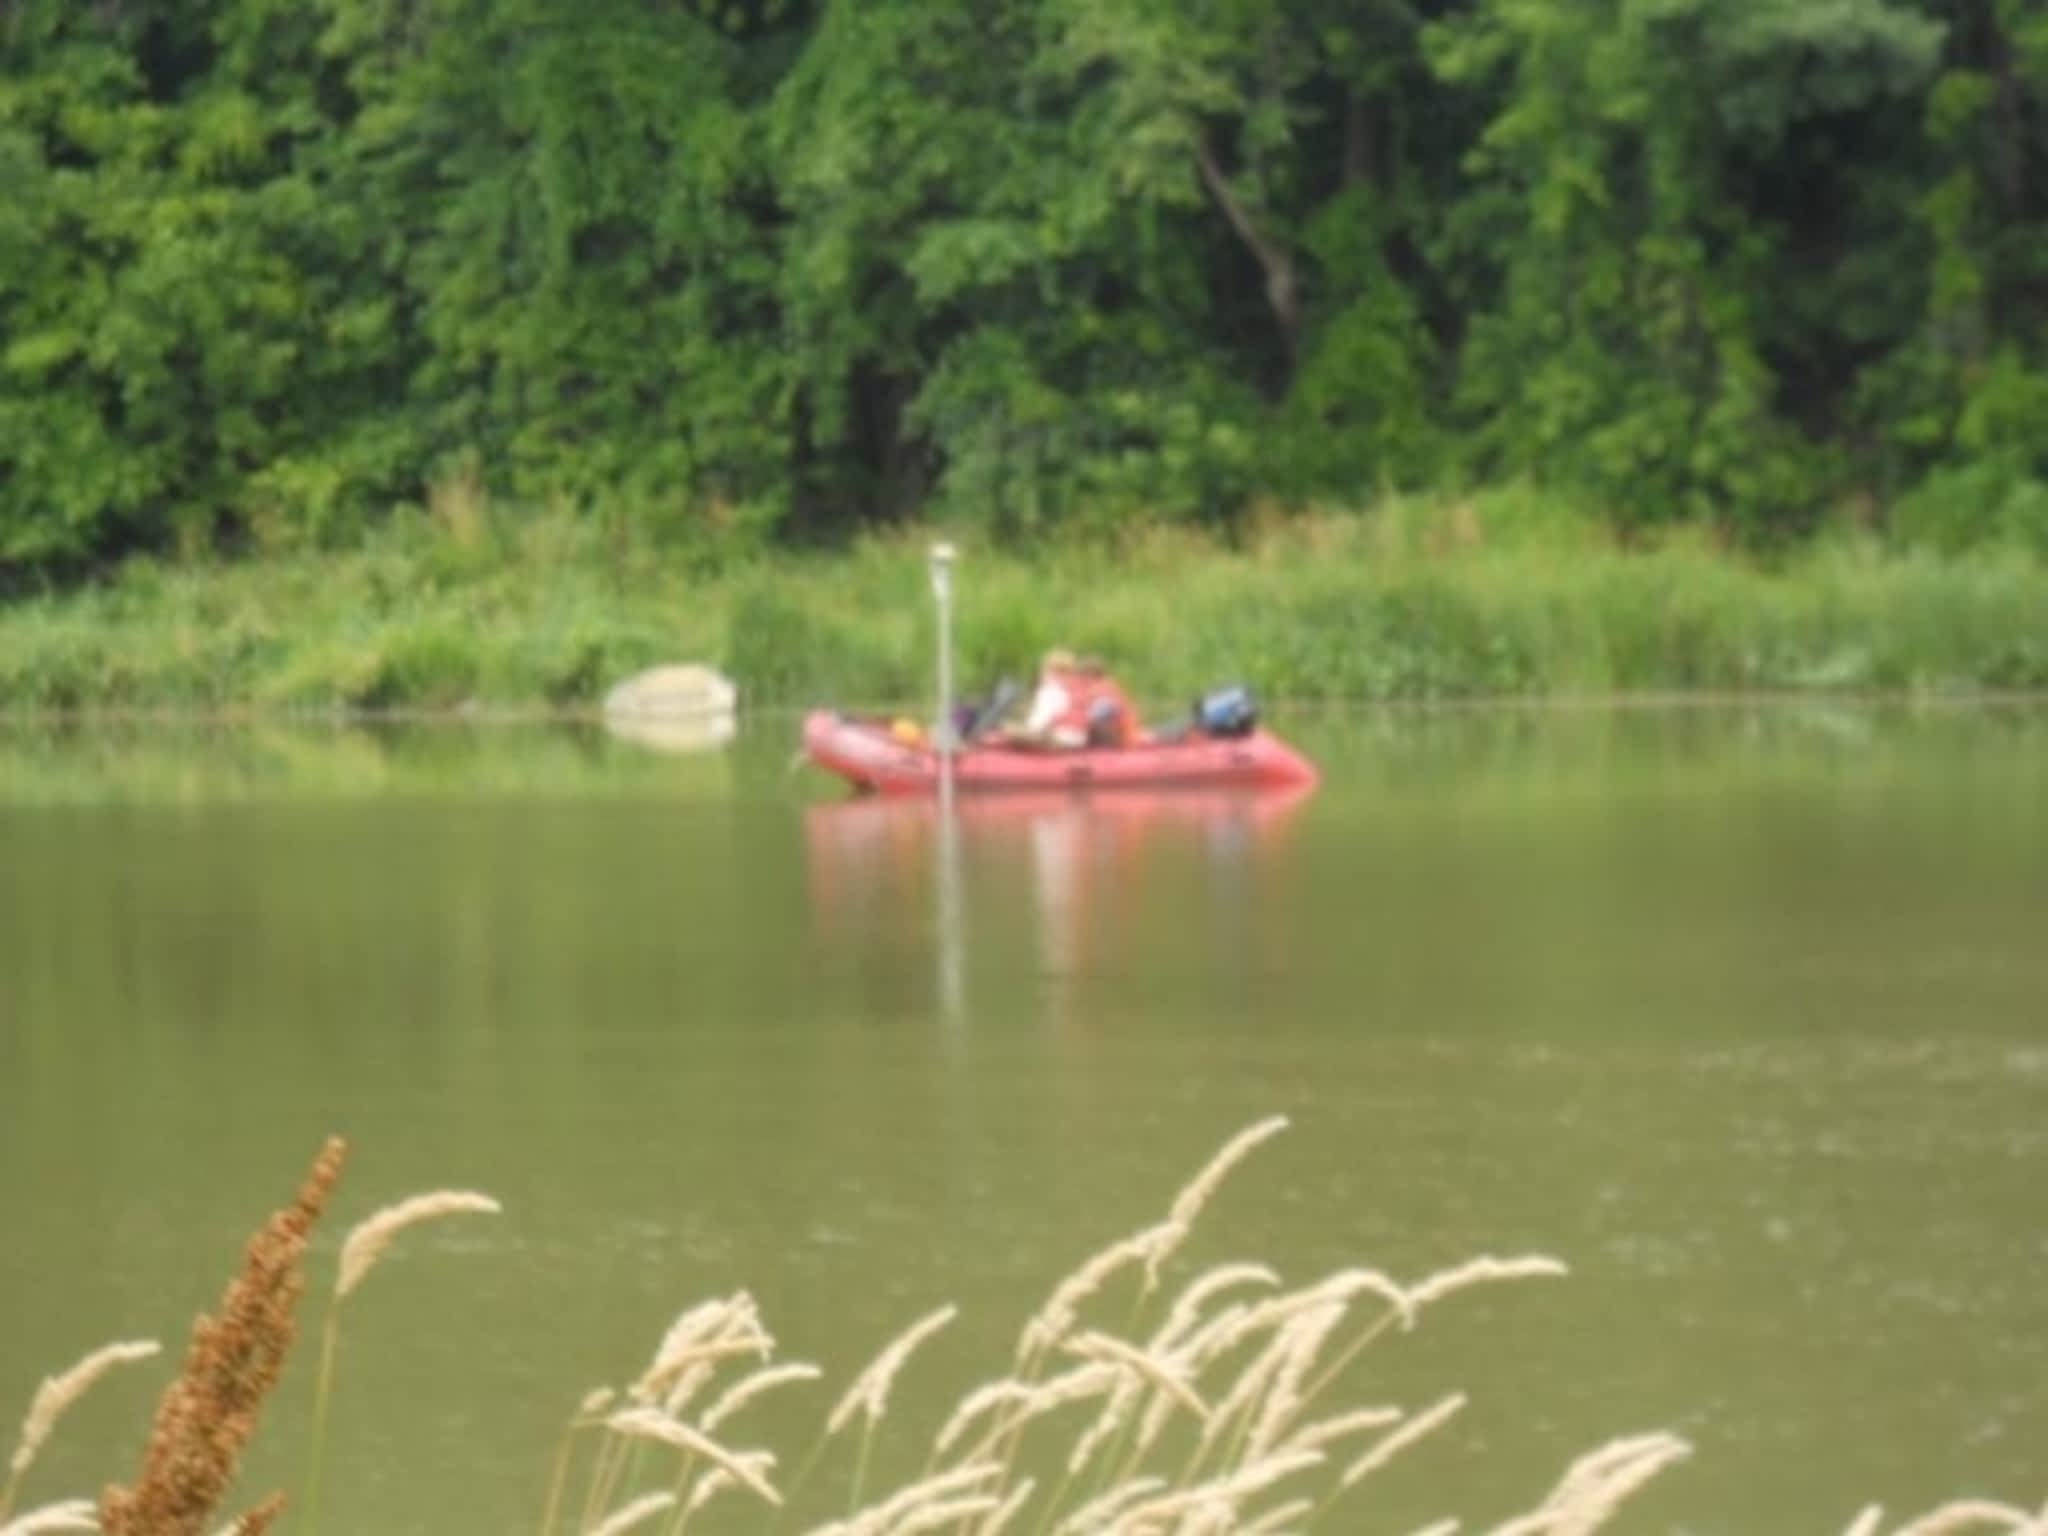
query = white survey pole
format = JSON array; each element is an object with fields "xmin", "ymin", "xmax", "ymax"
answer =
[
  {"xmin": 927, "ymin": 542, "xmax": 963, "ymax": 1024},
  {"xmin": 928, "ymin": 542, "xmax": 958, "ymax": 794}
]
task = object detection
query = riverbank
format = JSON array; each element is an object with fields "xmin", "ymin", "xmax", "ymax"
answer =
[{"xmin": 3, "ymin": 498, "xmax": 2045, "ymax": 713}]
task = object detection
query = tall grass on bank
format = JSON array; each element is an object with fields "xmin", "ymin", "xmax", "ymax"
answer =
[
  {"xmin": 3, "ymin": 492, "xmax": 2047, "ymax": 715},
  {"xmin": 5, "ymin": 1120, "xmax": 2046, "ymax": 1534}
]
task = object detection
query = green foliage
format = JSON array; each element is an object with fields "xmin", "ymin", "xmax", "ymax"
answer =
[
  {"xmin": 1429, "ymin": 0, "xmax": 1947, "ymax": 534},
  {"xmin": 3, "ymin": 0, "xmax": 2048, "ymax": 577},
  {"xmin": 1892, "ymin": 461, "xmax": 2048, "ymax": 558},
  {"xmin": 723, "ymin": 571, "xmax": 920, "ymax": 706}
]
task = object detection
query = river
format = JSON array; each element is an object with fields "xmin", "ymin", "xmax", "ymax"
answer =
[{"xmin": 1, "ymin": 704, "xmax": 2042, "ymax": 1534}]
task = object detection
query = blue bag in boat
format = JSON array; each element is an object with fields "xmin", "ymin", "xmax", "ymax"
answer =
[{"xmin": 1194, "ymin": 684, "xmax": 1258, "ymax": 739}]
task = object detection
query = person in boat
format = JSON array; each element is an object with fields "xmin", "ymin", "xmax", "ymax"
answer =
[{"xmin": 1013, "ymin": 649, "xmax": 1140, "ymax": 749}]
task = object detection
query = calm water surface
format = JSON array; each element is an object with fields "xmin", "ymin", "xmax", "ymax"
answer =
[{"xmin": 1, "ymin": 706, "xmax": 2043, "ymax": 1533}]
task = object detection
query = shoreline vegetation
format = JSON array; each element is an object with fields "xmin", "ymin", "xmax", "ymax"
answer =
[
  {"xmin": 4, "ymin": 1120, "xmax": 2041, "ymax": 1536},
  {"xmin": 2, "ymin": 497, "xmax": 2046, "ymax": 718}
]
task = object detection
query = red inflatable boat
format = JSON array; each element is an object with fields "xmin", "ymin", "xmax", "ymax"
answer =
[{"xmin": 802, "ymin": 710, "xmax": 1318, "ymax": 795}]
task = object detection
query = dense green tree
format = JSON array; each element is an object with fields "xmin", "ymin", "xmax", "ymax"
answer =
[
  {"xmin": 1, "ymin": 1, "xmax": 331, "ymax": 565},
  {"xmin": 3, "ymin": 0, "xmax": 2047, "ymax": 580},
  {"xmin": 1431, "ymin": 0, "xmax": 1946, "ymax": 531},
  {"xmin": 1860, "ymin": 0, "xmax": 2048, "ymax": 551},
  {"xmin": 304, "ymin": 0, "xmax": 801, "ymax": 533}
]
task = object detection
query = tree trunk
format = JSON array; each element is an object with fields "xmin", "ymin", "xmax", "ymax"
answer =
[{"xmin": 1192, "ymin": 132, "xmax": 1301, "ymax": 365}]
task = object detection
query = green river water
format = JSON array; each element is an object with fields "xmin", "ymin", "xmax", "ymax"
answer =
[{"xmin": 1, "ymin": 705, "xmax": 2043, "ymax": 1534}]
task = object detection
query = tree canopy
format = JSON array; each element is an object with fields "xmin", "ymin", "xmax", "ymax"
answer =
[{"xmin": 3, "ymin": 0, "xmax": 2046, "ymax": 577}]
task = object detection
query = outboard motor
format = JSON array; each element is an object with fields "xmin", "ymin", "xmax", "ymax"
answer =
[{"xmin": 1194, "ymin": 684, "xmax": 1258, "ymax": 739}]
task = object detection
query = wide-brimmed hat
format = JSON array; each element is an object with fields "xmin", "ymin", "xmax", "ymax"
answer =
[{"xmin": 1042, "ymin": 648, "xmax": 1077, "ymax": 671}]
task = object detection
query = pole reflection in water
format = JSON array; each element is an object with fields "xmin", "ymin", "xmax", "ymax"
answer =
[
  {"xmin": 936, "ymin": 778, "xmax": 965, "ymax": 1030},
  {"xmin": 803, "ymin": 785, "xmax": 1315, "ymax": 1026}
]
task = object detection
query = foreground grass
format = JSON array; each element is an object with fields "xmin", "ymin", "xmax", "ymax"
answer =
[
  {"xmin": 6, "ymin": 1120, "xmax": 2042, "ymax": 1536},
  {"xmin": 3, "ymin": 494, "xmax": 2047, "ymax": 714}
]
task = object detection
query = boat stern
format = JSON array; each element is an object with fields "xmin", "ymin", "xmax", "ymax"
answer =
[{"xmin": 1253, "ymin": 730, "xmax": 1321, "ymax": 789}]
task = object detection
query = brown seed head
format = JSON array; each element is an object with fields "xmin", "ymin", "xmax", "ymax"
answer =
[{"xmin": 99, "ymin": 1137, "xmax": 347, "ymax": 1536}]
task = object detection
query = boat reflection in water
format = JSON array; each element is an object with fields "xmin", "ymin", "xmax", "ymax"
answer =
[{"xmin": 803, "ymin": 785, "xmax": 1315, "ymax": 1030}]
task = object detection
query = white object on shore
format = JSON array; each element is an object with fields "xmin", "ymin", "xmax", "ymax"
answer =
[
  {"xmin": 603, "ymin": 664, "xmax": 738, "ymax": 720},
  {"xmin": 602, "ymin": 663, "xmax": 739, "ymax": 755}
]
